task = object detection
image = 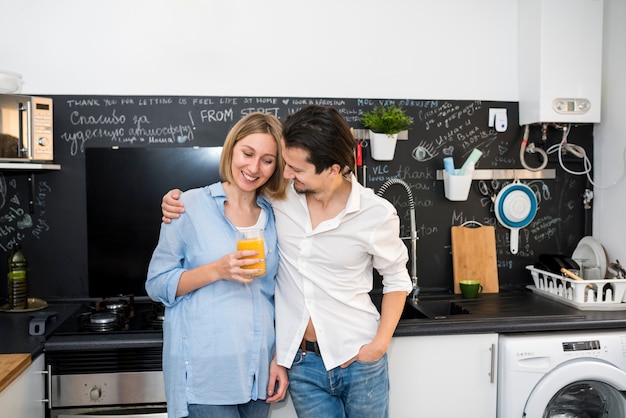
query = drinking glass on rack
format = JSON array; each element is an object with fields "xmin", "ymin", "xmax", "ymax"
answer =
[
  {"xmin": 584, "ymin": 266, "xmax": 602, "ymax": 281},
  {"xmin": 572, "ymin": 258, "xmax": 588, "ymax": 279}
]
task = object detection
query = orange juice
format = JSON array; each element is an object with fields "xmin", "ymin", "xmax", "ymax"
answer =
[{"xmin": 236, "ymin": 232, "xmax": 266, "ymax": 276}]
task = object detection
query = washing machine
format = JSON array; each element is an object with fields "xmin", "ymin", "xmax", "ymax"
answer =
[{"xmin": 498, "ymin": 330, "xmax": 626, "ymax": 417}]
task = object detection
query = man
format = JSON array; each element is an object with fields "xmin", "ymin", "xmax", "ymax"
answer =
[{"xmin": 162, "ymin": 105, "xmax": 412, "ymax": 418}]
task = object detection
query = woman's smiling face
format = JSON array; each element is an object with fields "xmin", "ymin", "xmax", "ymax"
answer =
[{"xmin": 231, "ymin": 132, "xmax": 278, "ymax": 193}]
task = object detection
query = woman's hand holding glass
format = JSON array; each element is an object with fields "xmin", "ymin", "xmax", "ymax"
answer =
[{"xmin": 217, "ymin": 247, "xmax": 265, "ymax": 283}]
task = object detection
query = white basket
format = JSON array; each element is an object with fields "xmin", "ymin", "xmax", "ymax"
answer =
[{"xmin": 526, "ymin": 265, "xmax": 626, "ymax": 310}]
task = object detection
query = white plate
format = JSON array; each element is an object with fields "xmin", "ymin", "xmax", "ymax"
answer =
[{"xmin": 572, "ymin": 236, "xmax": 607, "ymax": 280}]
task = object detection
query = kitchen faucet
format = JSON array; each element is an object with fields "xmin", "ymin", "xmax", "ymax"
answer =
[{"xmin": 376, "ymin": 178, "xmax": 419, "ymax": 302}]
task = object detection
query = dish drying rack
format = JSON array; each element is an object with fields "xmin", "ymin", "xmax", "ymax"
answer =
[{"xmin": 526, "ymin": 265, "xmax": 626, "ymax": 311}]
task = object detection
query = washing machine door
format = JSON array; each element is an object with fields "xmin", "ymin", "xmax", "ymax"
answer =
[{"xmin": 524, "ymin": 358, "xmax": 626, "ymax": 418}]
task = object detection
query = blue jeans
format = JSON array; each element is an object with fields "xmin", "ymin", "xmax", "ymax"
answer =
[
  {"xmin": 287, "ymin": 349, "xmax": 389, "ymax": 418},
  {"xmin": 187, "ymin": 400, "xmax": 270, "ymax": 418}
]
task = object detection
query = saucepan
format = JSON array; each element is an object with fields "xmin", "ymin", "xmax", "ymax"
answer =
[{"xmin": 494, "ymin": 180, "xmax": 537, "ymax": 254}]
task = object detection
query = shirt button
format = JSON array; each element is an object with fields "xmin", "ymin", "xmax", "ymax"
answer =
[{"xmin": 185, "ymin": 360, "xmax": 189, "ymax": 365}]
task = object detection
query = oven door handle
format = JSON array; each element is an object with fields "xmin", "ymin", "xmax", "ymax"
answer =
[
  {"xmin": 18, "ymin": 101, "xmax": 31, "ymax": 158},
  {"xmin": 41, "ymin": 364, "xmax": 52, "ymax": 408}
]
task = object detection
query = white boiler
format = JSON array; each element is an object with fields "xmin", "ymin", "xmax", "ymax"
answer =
[{"xmin": 518, "ymin": 0, "xmax": 604, "ymax": 125}]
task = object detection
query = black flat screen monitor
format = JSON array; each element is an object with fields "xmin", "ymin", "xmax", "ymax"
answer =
[{"xmin": 86, "ymin": 146, "xmax": 223, "ymax": 298}]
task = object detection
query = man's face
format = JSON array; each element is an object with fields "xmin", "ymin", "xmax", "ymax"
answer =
[{"xmin": 281, "ymin": 145, "xmax": 327, "ymax": 194}]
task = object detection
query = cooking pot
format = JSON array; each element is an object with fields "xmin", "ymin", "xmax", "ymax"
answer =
[{"xmin": 494, "ymin": 180, "xmax": 537, "ymax": 254}]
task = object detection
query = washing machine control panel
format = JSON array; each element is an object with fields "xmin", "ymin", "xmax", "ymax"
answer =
[{"xmin": 562, "ymin": 340, "xmax": 601, "ymax": 351}]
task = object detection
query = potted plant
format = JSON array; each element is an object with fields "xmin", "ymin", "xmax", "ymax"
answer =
[{"xmin": 360, "ymin": 104, "xmax": 414, "ymax": 160}]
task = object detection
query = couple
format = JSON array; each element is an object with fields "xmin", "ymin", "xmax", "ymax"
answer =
[{"xmin": 147, "ymin": 105, "xmax": 413, "ymax": 418}]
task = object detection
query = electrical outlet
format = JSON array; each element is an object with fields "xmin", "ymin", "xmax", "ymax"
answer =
[{"xmin": 488, "ymin": 108, "xmax": 507, "ymax": 132}]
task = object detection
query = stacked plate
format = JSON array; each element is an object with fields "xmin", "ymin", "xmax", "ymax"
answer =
[{"xmin": 572, "ymin": 236, "xmax": 608, "ymax": 280}]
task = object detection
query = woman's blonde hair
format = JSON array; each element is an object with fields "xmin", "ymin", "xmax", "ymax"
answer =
[{"xmin": 219, "ymin": 112, "xmax": 287, "ymax": 200}]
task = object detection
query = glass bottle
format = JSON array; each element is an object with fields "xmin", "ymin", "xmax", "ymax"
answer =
[{"xmin": 8, "ymin": 242, "xmax": 27, "ymax": 309}]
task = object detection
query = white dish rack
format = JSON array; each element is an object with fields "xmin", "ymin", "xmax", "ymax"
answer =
[{"xmin": 526, "ymin": 265, "xmax": 626, "ymax": 310}]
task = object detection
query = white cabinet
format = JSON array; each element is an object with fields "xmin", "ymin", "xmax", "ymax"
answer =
[
  {"xmin": 388, "ymin": 333, "xmax": 498, "ymax": 418},
  {"xmin": 269, "ymin": 392, "xmax": 296, "ymax": 418},
  {"xmin": 0, "ymin": 354, "xmax": 45, "ymax": 417},
  {"xmin": 270, "ymin": 333, "xmax": 498, "ymax": 418}
]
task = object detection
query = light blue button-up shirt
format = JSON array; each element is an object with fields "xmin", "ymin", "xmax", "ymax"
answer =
[{"xmin": 146, "ymin": 182, "xmax": 278, "ymax": 418}]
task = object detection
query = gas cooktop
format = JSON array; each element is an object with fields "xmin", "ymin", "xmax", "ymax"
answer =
[
  {"xmin": 51, "ymin": 295, "xmax": 163, "ymax": 334},
  {"xmin": 44, "ymin": 295, "xmax": 164, "ymax": 352}
]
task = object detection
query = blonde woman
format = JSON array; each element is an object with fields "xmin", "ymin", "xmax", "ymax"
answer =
[{"xmin": 147, "ymin": 112, "xmax": 289, "ymax": 418}]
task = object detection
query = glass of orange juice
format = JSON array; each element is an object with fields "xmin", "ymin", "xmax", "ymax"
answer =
[{"xmin": 236, "ymin": 228, "xmax": 266, "ymax": 276}]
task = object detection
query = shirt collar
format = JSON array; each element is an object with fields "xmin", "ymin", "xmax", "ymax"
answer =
[
  {"xmin": 209, "ymin": 181, "xmax": 272, "ymax": 211},
  {"xmin": 345, "ymin": 174, "xmax": 361, "ymax": 215},
  {"xmin": 289, "ymin": 174, "xmax": 361, "ymax": 216}
]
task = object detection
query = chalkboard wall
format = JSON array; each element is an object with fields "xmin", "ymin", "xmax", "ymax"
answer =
[{"xmin": 0, "ymin": 96, "xmax": 593, "ymax": 301}]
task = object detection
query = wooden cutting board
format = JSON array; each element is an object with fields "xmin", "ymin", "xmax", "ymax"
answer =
[
  {"xmin": 451, "ymin": 224, "xmax": 499, "ymax": 294},
  {"xmin": 0, "ymin": 354, "xmax": 31, "ymax": 393}
]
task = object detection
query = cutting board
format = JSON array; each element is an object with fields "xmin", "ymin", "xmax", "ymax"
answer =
[
  {"xmin": 451, "ymin": 224, "xmax": 499, "ymax": 294},
  {"xmin": 0, "ymin": 354, "xmax": 31, "ymax": 393}
]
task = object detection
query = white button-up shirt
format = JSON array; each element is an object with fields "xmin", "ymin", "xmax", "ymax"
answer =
[{"xmin": 273, "ymin": 175, "xmax": 412, "ymax": 370}]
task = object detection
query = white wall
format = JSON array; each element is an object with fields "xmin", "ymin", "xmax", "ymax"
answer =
[
  {"xmin": 593, "ymin": 0, "xmax": 626, "ymax": 264},
  {"xmin": 1, "ymin": 0, "xmax": 624, "ymax": 261},
  {"xmin": 1, "ymin": 0, "xmax": 518, "ymax": 100}
]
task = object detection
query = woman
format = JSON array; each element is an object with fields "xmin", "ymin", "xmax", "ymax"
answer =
[{"xmin": 146, "ymin": 112, "xmax": 289, "ymax": 418}]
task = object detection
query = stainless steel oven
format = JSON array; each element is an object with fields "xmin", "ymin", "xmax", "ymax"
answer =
[
  {"xmin": 44, "ymin": 296, "xmax": 167, "ymax": 417},
  {"xmin": 0, "ymin": 94, "xmax": 54, "ymax": 161}
]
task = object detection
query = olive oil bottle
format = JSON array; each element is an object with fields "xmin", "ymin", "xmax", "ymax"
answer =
[{"xmin": 8, "ymin": 242, "xmax": 27, "ymax": 310}]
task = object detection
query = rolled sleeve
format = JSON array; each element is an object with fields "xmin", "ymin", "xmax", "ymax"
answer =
[
  {"xmin": 146, "ymin": 223, "xmax": 187, "ymax": 307},
  {"xmin": 371, "ymin": 213, "xmax": 412, "ymax": 295}
]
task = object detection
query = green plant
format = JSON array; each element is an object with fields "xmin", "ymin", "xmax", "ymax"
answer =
[{"xmin": 360, "ymin": 104, "xmax": 414, "ymax": 135}]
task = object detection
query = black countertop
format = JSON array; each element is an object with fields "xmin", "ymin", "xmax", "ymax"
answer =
[
  {"xmin": 0, "ymin": 302, "xmax": 82, "ymax": 356},
  {"xmin": 3, "ymin": 290, "xmax": 626, "ymax": 356},
  {"xmin": 392, "ymin": 290, "xmax": 626, "ymax": 337}
]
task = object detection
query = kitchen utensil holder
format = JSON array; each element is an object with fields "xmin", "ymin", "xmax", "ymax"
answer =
[
  {"xmin": 526, "ymin": 265, "xmax": 626, "ymax": 309},
  {"xmin": 443, "ymin": 171, "xmax": 473, "ymax": 201}
]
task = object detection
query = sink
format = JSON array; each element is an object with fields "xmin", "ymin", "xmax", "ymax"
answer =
[
  {"xmin": 408, "ymin": 299, "xmax": 472, "ymax": 319},
  {"xmin": 400, "ymin": 301, "xmax": 430, "ymax": 319},
  {"xmin": 370, "ymin": 294, "xmax": 471, "ymax": 320}
]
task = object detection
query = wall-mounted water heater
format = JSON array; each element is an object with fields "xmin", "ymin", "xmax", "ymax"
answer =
[{"xmin": 518, "ymin": 0, "xmax": 604, "ymax": 125}]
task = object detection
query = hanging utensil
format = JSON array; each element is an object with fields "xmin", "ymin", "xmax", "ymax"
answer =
[
  {"xmin": 477, "ymin": 178, "xmax": 500, "ymax": 212},
  {"xmin": 609, "ymin": 260, "xmax": 626, "ymax": 279},
  {"xmin": 494, "ymin": 180, "xmax": 538, "ymax": 254}
]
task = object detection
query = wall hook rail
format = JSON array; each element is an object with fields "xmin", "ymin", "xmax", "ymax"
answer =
[{"xmin": 436, "ymin": 168, "xmax": 556, "ymax": 181}]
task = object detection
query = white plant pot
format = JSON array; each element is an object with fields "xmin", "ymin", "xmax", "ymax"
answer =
[{"xmin": 369, "ymin": 131, "xmax": 398, "ymax": 161}]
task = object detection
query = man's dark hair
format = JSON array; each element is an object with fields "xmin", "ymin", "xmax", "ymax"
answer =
[{"xmin": 282, "ymin": 105, "xmax": 356, "ymax": 175}]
